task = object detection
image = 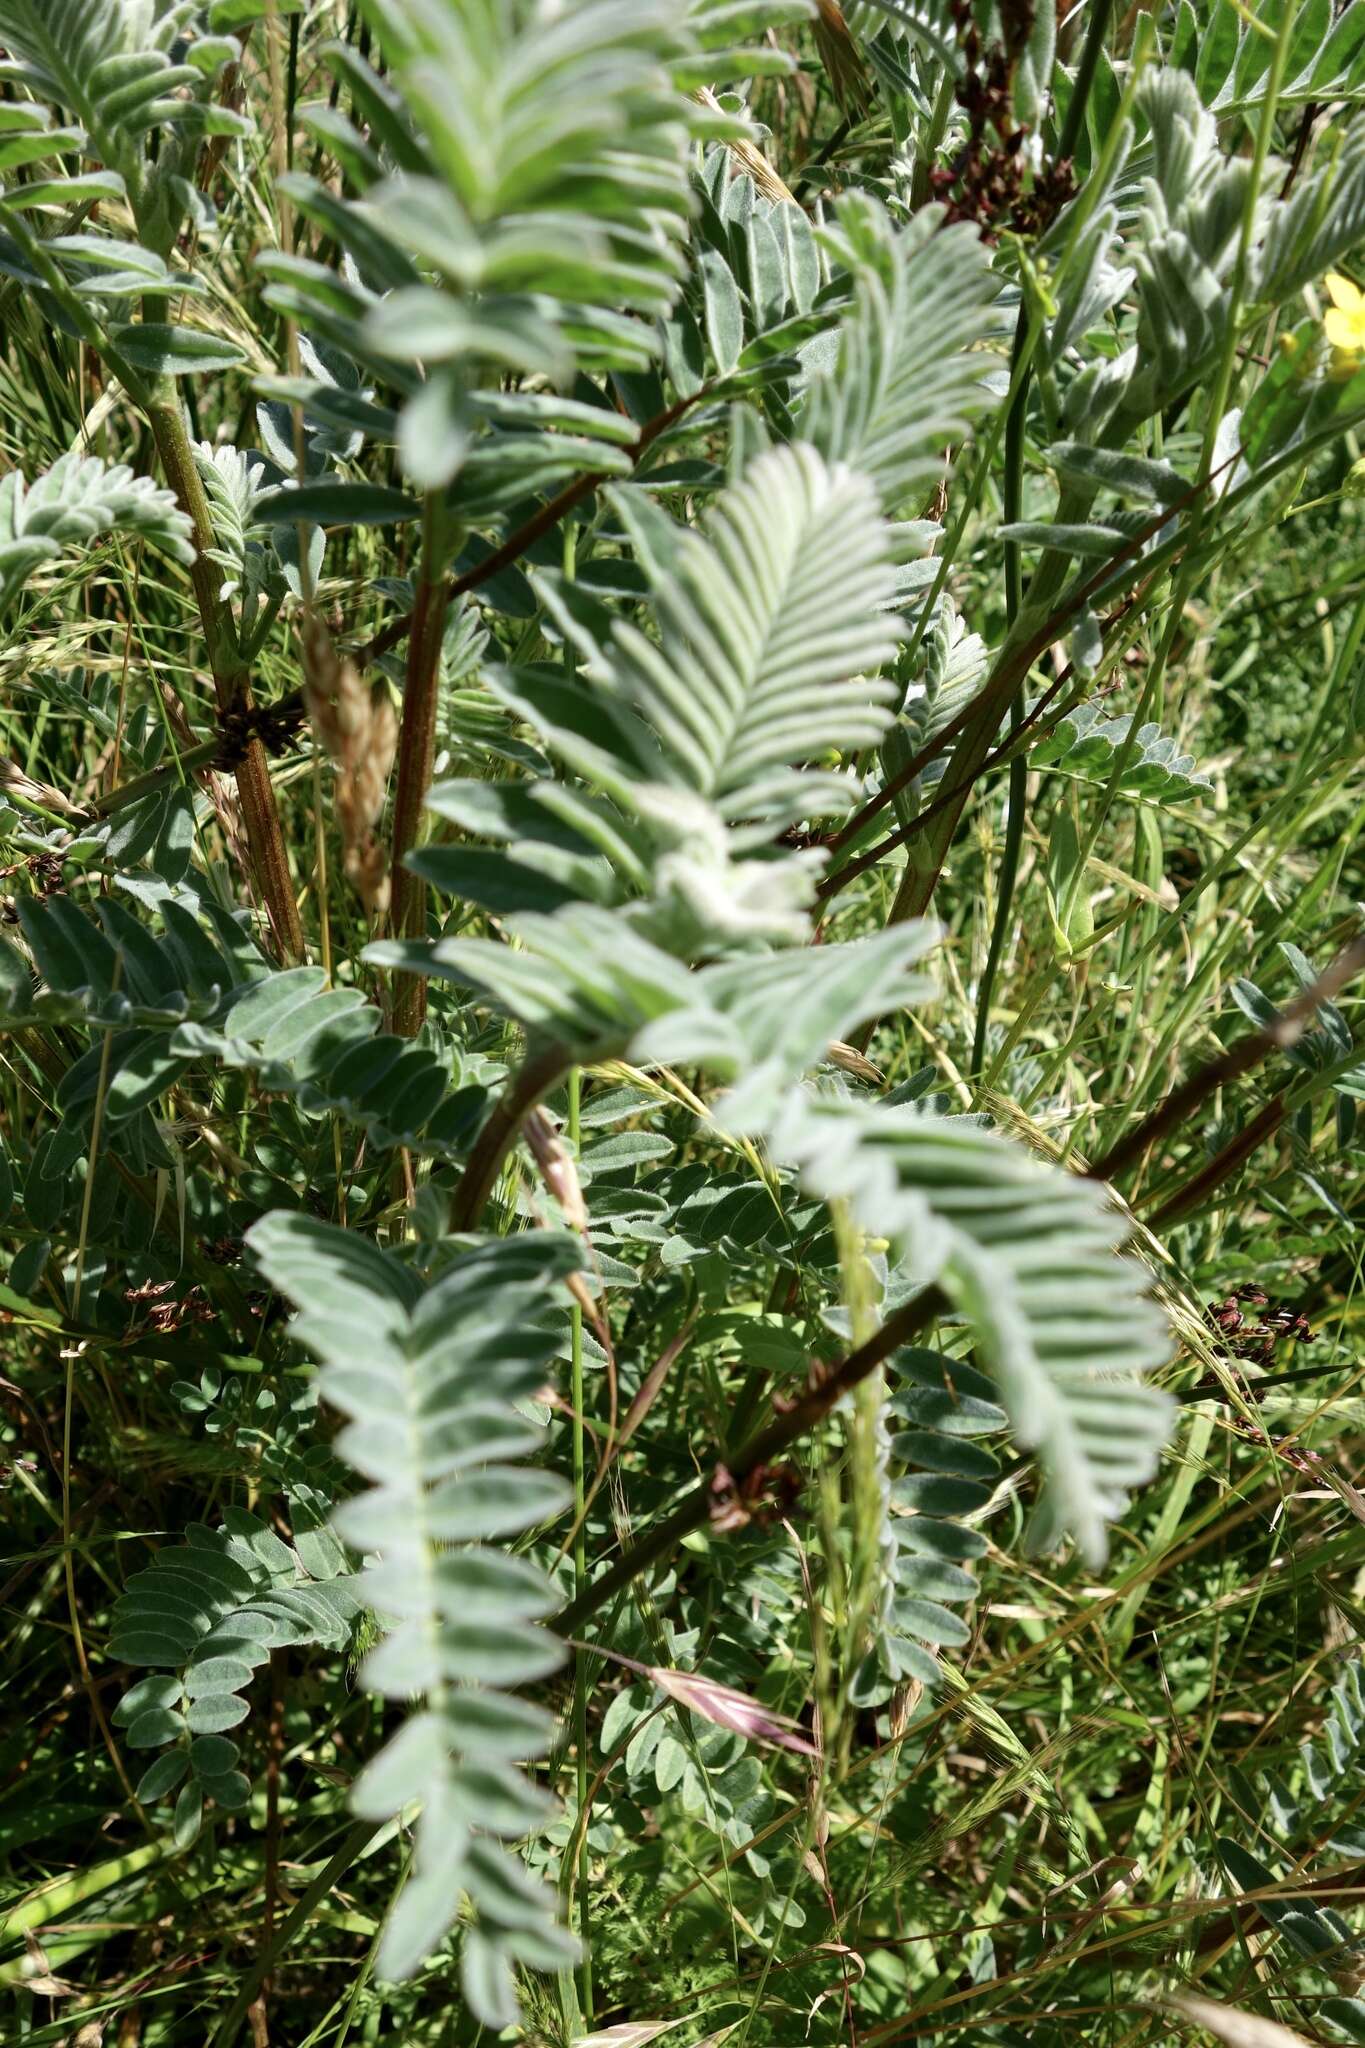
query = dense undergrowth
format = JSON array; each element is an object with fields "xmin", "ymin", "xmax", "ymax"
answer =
[{"xmin": 1, "ymin": 2, "xmax": 1364, "ymax": 2044}]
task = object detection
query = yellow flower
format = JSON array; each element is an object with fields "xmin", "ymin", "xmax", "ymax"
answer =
[{"xmin": 1323, "ymin": 272, "xmax": 1365, "ymax": 354}]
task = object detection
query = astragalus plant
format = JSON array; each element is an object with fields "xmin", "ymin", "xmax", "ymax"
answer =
[{"xmin": 2, "ymin": 1, "xmax": 1365, "ymax": 2043}]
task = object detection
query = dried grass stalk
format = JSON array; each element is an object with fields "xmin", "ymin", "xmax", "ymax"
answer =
[
  {"xmin": 812, "ymin": 1, "xmax": 873, "ymax": 119},
  {"xmin": 692, "ymin": 85, "xmax": 796, "ymax": 204}
]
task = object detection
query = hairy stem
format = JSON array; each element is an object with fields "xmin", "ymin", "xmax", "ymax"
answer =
[
  {"xmin": 970, "ymin": 312, "xmax": 1031, "ymax": 1080},
  {"xmin": 388, "ymin": 496, "xmax": 454, "ymax": 1038},
  {"xmin": 146, "ymin": 393, "xmax": 303, "ymax": 962}
]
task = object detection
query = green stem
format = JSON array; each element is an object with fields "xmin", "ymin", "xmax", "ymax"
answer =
[
  {"xmin": 879, "ymin": 22, "xmax": 1158, "ymax": 933},
  {"xmin": 970, "ymin": 312, "xmax": 1031, "ymax": 1081},
  {"xmin": 87, "ymin": 735, "xmax": 222, "ymax": 815},
  {"xmin": 1056, "ymin": 0, "xmax": 1117, "ymax": 162},
  {"xmin": 567, "ymin": 1064, "xmax": 594, "ymax": 2019},
  {"xmin": 910, "ymin": 68, "xmax": 956, "ymax": 211}
]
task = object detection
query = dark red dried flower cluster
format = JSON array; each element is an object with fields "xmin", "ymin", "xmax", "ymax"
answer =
[
  {"xmin": 1226, "ymin": 1411, "xmax": 1331, "ymax": 1485},
  {"xmin": 124, "ymin": 1278, "xmax": 216, "ymax": 1336},
  {"xmin": 708, "ymin": 1459, "xmax": 804, "ymax": 1533},
  {"xmin": 213, "ymin": 698, "xmax": 306, "ymax": 772},
  {"xmin": 930, "ymin": 0, "xmax": 1075, "ymax": 238},
  {"xmin": 0, "ymin": 851, "xmax": 66, "ymax": 916},
  {"xmin": 1204, "ymin": 1283, "xmax": 1316, "ymax": 1367}
]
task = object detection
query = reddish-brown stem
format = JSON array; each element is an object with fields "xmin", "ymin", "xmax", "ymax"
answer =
[
  {"xmin": 816, "ymin": 593, "xmax": 1147, "ymax": 904},
  {"xmin": 553, "ymin": 831, "xmax": 1360, "ymax": 1650},
  {"xmin": 1090, "ymin": 932, "xmax": 1365, "ymax": 1185},
  {"xmin": 360, "ymin": 385, "xmax": 715, "ymax": 672},
  {"xmin": 823, "ymin": 467, "xmax": 1224, "ymax": 920},
  {"xmin": 363, "ymin": 470, "xmax": 605, "ymax": 672},
  {"xmin": 818, "ymin": 667, "xmax": 1074, "ymax": 902},
  {"xmin": 87, "ymin": 390, "xmax": 714, "ymax": 839},
  {"xmin": 379, "ymin": 389, "xmax": 715, "ymax": 1036},
  {"xmin": 555, "ymin": 1290, "xmax": 943, "ymax": 1636},
  {"xmin": 1144, "ymin": 1096, "xmax": 1287, "ymax": 1227},
  {"xmin": 448, "ymin": 1042, "xmax": 574, "ymax": 1231}
]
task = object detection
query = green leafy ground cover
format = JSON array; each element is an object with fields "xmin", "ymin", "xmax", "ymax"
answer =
[{"xmin": 0, "ymin": 4, "xmax": 1364, "ymax": 2045}]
